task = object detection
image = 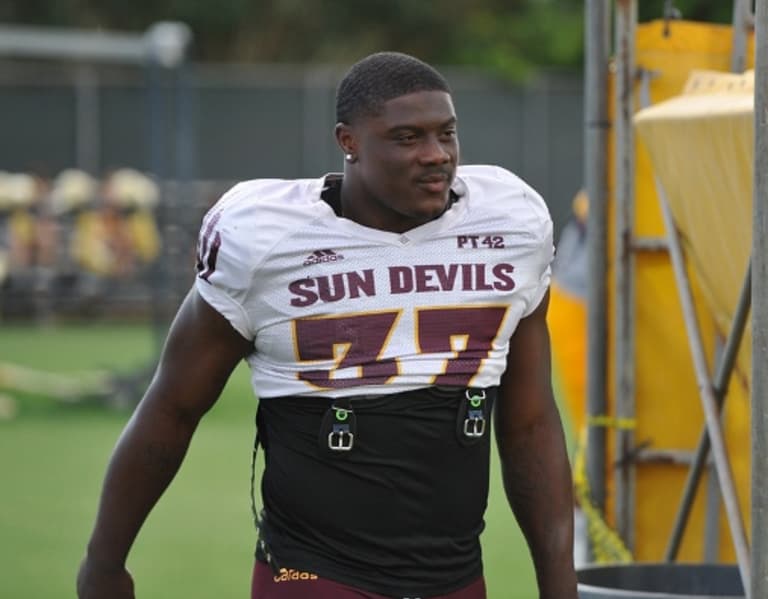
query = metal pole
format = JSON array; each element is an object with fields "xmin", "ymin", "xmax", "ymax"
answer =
[
  {"xmin": 751, "ymin": 1, "xmax": 768, "ymax": 596},
  {"xmin": 0, "ymin": 25, "xmax": 146, "ymax": 62},
  {"xmin": 146, "ymin": 59, "xmax": 169, "ymax": 355},
  {"xmin": 613, "ymin": 0, "xmax": 637, "ymax": 550},
  {"xmin": 731, "ymin": 0, "xmax": 752, "ymax": 73},
  {"xmin": 144, "ymin": 22, "xmax": 192, "ymax": 352},
  {"xmin": 302, "ymin": 67, "xmax": 336, "ymax": 177},
  {"xmin": 75, "ymin": 65, "xmax": 100, "ymax": 175},
  {"xmin": 172, "ymin": 62, "xmax": 196, "ymax": 306},
  {"xmin": 584, "ymin": 0, "xmax": 611, "ymax": 530},
  {"xmin": 664, "ymin": 263, "xmax": 751, "ymax": 561},
  {"xmin": 656, "ymin": 180, "xmax": 751, "ymax": 595}
]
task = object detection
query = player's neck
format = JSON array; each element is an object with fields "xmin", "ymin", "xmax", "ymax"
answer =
[{"xmin": 338, "ymin": 177, "xmax": 422, "ymax": 234}]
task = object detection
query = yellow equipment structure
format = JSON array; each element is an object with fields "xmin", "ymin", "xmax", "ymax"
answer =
[
  {"xmin": 632, "ymin": 62, "xmax": 754, "ymax": 563},
  {"xmin": 549, "ymin": 19, "xmax": 755, "ymax": 564}
]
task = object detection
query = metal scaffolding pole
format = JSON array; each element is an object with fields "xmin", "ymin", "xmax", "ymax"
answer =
[
  {"xmin": 751, "ymin": 1, "xmax": 768, "ymax": 597},
  {"xmin": 664, "ymin": 262, "xmax": 752, "ymax": 561},
  {"xmin": 584, "ymin": 0, "xmax": 611, "ymax": 529},
  {"xmin": 613, "ymin": 0, "xmax": 637, "ymax": 550},
  {"xmin": 656, "ymin": 180, "xmax": 752, "ymax": 595},
  {"xmin": 731, "ymin": 0, "xmax": 753, "ymax": 73}
]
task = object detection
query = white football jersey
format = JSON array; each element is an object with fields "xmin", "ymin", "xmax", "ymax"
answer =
[{"xmin": 195, "ymin": 164, "xmax": 553, "ymax": 398}]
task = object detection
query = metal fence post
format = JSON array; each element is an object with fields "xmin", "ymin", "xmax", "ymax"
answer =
[
  {"xmin": 751, "ymin": 1, "xmax": 768, "ymax": 596},
  {"xmin": 613, "ymin": 0, "xmax": 637, "ymax": 551},
  {"xmin": 584, "ymin": 0, "xmax": 611, "ymax": 540}
]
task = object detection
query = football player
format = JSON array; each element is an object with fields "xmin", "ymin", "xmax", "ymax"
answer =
[{"xmin": 78, "ymin": 52, "xmax": 577, "ymax": 599}]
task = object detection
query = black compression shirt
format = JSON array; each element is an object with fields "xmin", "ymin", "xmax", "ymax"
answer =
[{"xmin": 255, "ymin": 386, "xmax": 496, "ymax": 597}]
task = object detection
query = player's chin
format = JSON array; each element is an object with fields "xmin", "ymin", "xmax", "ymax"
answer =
[{"xmin": 409, "ymin": 190, "xmax": 452, "ymax": 218}]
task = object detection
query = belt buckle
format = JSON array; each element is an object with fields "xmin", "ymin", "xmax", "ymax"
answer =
[
  {"xmin": 463, "ymin": 412, "xmax": 486, "ymax": 437},
  {"xmin": 463, "ymin": 389, "xmax": 487, "ymax": 438},
  {"xmin": 328, "ymin": 424, "xmax": 354, "ymax": 451}
]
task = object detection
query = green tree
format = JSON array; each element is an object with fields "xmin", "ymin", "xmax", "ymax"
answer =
[{"xmin": 1, "ymin": 0, "xmax": 743, "ymax": 80}]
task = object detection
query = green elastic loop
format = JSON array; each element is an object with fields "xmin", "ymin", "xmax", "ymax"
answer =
[
  {"xmin": 470, "ymin": 397, "xmax": 483, "ymax": 408},
  {"xmin": 335, "ymin": 408, "xmax": 349, "ymax": 421}
]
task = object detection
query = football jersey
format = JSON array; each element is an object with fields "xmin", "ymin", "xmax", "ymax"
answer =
[{"xmin": 195, "ymin": 164, "xmax": 553, "ymax": 399}]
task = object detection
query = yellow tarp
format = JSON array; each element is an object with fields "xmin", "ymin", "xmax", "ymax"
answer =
[{"xmin": 634, "ymin": 70, "xmax": 753, "ymax": 372}]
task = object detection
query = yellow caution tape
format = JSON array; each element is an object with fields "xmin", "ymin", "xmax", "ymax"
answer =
[
  {"xmin": 573, "ymin": 427, "xmax": 634, "ymax": 564},
  {"xmin": 587, "ymin": 415, "xmax": 637, "ymax": 430}
]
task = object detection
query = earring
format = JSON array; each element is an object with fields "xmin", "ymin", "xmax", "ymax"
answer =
[{"xmin": 345, "ymin": 153, "xmax": 355, "ymax": 162}]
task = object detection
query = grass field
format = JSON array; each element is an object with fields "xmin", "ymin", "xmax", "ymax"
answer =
[{"xmin": 0, "ymin": 322, "xmax": 540, "ymax": 598}]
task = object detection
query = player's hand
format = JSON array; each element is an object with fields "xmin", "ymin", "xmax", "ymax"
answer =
[{"xmin": 77, "ymin": 556, "xmax": 135, "ymax": 599}]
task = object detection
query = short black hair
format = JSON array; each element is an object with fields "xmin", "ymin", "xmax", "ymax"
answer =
[{"xmin": 335, "ymin": 52, "xmax": 451, "ymax": 124}]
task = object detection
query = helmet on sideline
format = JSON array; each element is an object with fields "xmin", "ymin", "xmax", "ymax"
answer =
[
  {"xmin": 50, "ymin": 169, "xmax": 98, "ymax": 214},
  {"xmin": 0, "ymin": 173, "xmax": 40, "ymax": 210},
  {"xmin": 104, "ymin": 168, "xmax": 160, "ymax": 210}
]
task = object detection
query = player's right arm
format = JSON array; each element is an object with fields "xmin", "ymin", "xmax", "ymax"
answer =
[
  {"xmin": 494, "ymin": 292, "xmax": 577, "ymax": 598},
  {"xmin": 77, "ymin": 288, "xmax": 253, "ymax": 599}
]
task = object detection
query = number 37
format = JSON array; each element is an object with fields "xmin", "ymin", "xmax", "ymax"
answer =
[{"xmin": 293, "ymin": 305, "xmax": 508, "ymax": 389}]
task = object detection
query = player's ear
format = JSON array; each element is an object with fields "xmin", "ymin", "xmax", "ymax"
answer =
[{"xmin": 335, "ymin": 123, "xmax": 357, "ymax": 158}]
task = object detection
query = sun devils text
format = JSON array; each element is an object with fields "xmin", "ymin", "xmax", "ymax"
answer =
[{"xmin": 288, "ymin": 263, "xmax": 515, "ymax": 307}]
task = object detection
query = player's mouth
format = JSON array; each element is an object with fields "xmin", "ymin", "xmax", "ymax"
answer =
[{"xmin": 415, "ymin": 172, "xmax": 452, "ymax": 194}]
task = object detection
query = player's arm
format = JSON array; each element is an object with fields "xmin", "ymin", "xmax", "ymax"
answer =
[
  {"xmin": 495, "ymin": 290, "xmax": 578, "ymax": 599},
  {"xmin": 77, "ymin": 288, "xmax": 253, "ymax": 599}
]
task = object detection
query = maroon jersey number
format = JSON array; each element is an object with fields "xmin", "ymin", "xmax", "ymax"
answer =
[
  {"xmin": 416, "ymin": 306, "xmax": 508, "ymax": 386},
  {"xmin": 293, "ymin": 306, "xmax": 507, "ymax": 390},
  {"xmin": 294, "ymin": 312, "xmax": 401, "ymax": 389}
]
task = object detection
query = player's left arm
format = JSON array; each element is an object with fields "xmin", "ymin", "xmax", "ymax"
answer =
[{"xmin": 495, "ymin": 290, "xmax": 578, "ymax": 598}]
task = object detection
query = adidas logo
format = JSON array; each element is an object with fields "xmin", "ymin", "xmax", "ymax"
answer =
[{"xmin": 303, "ymin": 249, "xmax": 345, "ymax": 266}]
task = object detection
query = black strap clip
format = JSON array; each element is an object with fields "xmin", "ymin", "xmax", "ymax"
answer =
[{"xmin": 319, "ymin": 397, "xmax": 356, "ymax": 455}]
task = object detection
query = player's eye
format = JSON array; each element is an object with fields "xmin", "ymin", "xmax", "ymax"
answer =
[{"xmin": 395, "ymin": 133, "xmax": 418, "ymax": 143}]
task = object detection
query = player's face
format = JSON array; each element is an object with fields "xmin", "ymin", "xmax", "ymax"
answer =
[{"xmin": 342, "ymin": 90, "xmax": 459, "ymax": 233}]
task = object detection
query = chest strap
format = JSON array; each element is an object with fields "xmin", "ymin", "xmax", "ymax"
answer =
[{"xmin": 316, "ymin": 388, "xmax": 493, "ymax": 456}]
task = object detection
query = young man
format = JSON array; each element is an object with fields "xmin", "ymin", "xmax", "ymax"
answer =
[{"xmin": 77, "ymin": 52, "xmax": 578, "ymax": 599}]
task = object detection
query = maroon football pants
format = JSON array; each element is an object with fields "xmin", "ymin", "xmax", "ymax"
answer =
[{"xmin": 251, "ymin": 561, "xmax": 486, "ymax": 599}]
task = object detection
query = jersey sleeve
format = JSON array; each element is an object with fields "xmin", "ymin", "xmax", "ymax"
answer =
[
  {"xmin": 489, "ymin": 166, "xmax": 554, "ymax": 317},
  {"xmin": 194, "ymin": 184, "xmax": 257, "ymax": 340},
  {"xmin": 523, "ymin": 213, "xmax": 553, "ymax": 317}
]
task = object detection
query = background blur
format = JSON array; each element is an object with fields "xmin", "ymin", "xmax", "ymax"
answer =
[
  {"xmin": 0, "ymin": 0, "xmax": 732, "ymax": 322},
  {"xmin": 0, "ymin": 1, "xmax": 736, "ymax": 598}
]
